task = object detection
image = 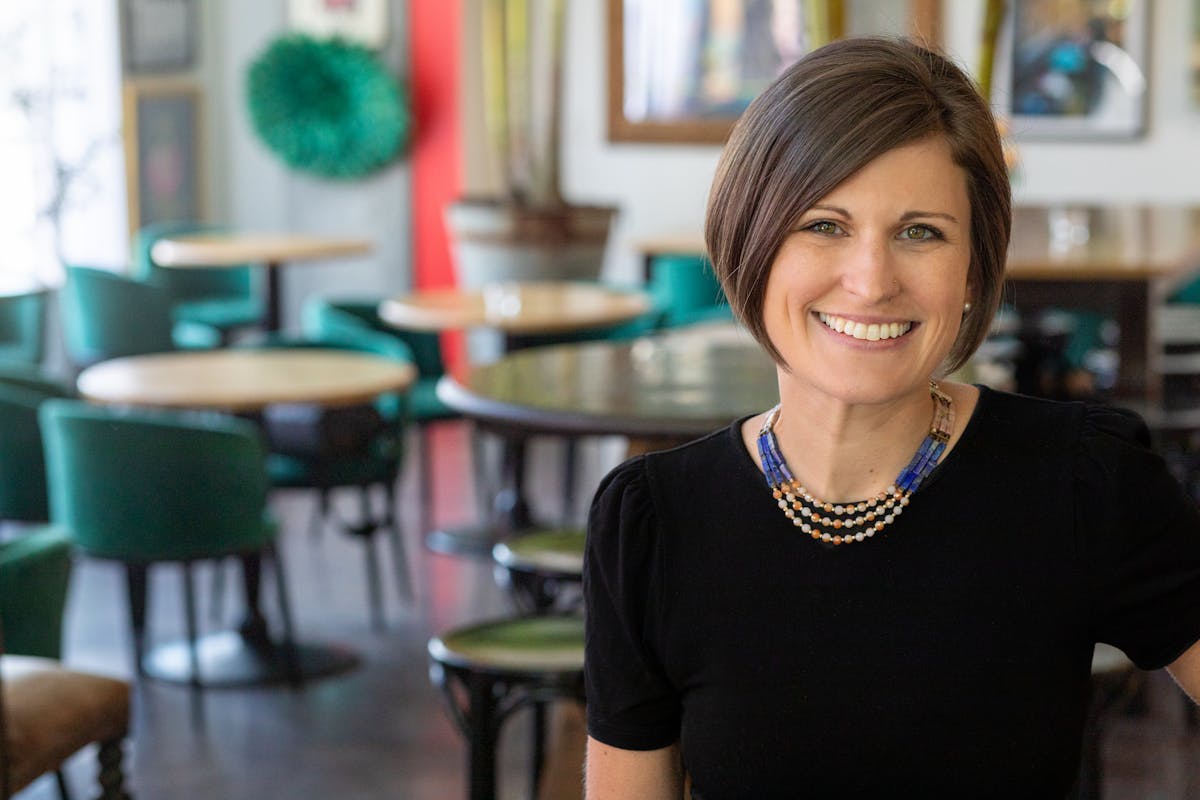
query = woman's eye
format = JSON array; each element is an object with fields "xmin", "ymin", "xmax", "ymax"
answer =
[
  {"xmin": 900, "ymin": 224, "xmax": 941, "ymax": 241},
  {"xmin": 807, "ymin": 221, "xmax": 841, "ymax": 235}
]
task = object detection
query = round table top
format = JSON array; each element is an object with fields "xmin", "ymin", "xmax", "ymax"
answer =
[
  {"xmin": 77, "ymin": 349, "xmax": 416, "ymax": 411},
  {"xmin": 438, "ymin": 322, "xmax": 779, "ymax": 439},
  {"xmin": 150, "ymin": 233, "xmax": 372, "ymax": 268},
  {"xmin": 378, "ymin": 281, "xmax": 652, "ymax": 335}
]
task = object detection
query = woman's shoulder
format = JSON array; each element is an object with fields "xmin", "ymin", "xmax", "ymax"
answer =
[{"xmin": 590, "ymin": 420, "xmax": 753, "ymax": 527}]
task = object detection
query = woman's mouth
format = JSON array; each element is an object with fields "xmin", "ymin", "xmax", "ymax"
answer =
[{"xmin": 817, "ymin": 312, "xmax": 913, "ymax": 342}]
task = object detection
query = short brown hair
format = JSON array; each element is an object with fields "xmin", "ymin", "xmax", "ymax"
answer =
[{"xmin": 705, "ymin": 36, "xmax": 1011, "ymax": 372}]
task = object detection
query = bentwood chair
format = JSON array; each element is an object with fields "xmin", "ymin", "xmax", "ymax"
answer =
[
  {"xmin": 255, "ymin": 329, "xmax": 415, "ymax": 627},
  {"xmin": 0, "ymin": 288, "xmax": 47, "ymax": 367},
  {"xmin": 0, "ymin": 624, "xmax": 132, "ymax": 800},
  {"xmin": 133, "ymin": 220, "xmax": 264, "ymax": 341},
  {"xmin": 38, "ymin": 399, "xmax": 296, "ymax": 720},
  {"xmin": 303, "ymin": 296, "xmax": 458, "ymax": 536},
  {"xmin": 59, "ymin": 265, "xmax": 220, "ymax": 370}
]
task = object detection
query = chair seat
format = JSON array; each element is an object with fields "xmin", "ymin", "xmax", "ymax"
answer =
[
  {"xmin": 170, "ymin": 320, "xmax": 223, "ymax": 350},
  {"xmin": 493, "ymin": 529, "xmax": 584, "ymax": 579},
  {"xmin": 428, "ymin": 615, "xmax": 584, "ymax": 674},
  {"xmin": 409, "ymin": 378, "xmax": 456, "ymax": 421},
  {"xmin": 267, "ymin": 446, "xmax": 399, "ymax": 489},
  {"xmin": 174, "ymin": 296, "xmax": 264, "ymax": 331},
  {"xmin": 1, "ymin": 655, "xmax": 130, "ymax": 794}
]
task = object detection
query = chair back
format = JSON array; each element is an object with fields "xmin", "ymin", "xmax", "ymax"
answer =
[
  {"xmin": 0, "ymin": 290, "xmax": 46, "ymax": 367},
  {"xmin": 304, "ymin": 297, "xmax": 445, "ymax": 380},
  {"xmin": 0, "ymin": 377, "xmax": 72, "ymax": 523},
  {"xmin": 0, "ymin": 527, "xmax": 73, "ymax": 659},
  {"xmin": 649, "ymin": 254, "xmax": 730, "ymax": 326},
  {"xmin": 132, "ymin": 220, "xmax": 254, "ymax": 303},
  {"xmin": 59, "ymin": 266, "xmax": 177, "ymax": 367},
  {"xmin": 39, "ymin": 399, "xmax": 273, "ymax": 562}
]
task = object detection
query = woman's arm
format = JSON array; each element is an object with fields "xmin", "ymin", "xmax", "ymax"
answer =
[
  {"xmin": 585, "ymin": 737, "xmax": 683, "ymax": 800},
  {"xmin": 1167, "ymin": 639, "xmax": 1200, "ymax": 703}
]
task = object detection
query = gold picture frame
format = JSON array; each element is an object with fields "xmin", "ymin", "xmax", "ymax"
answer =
[
  {"xmin": 122, "ymin": 78, "xmax": 204, "ymax": 239},
  {"xmin": 607, "ymin": 0, "xmax": 942, "ymax": 144}
]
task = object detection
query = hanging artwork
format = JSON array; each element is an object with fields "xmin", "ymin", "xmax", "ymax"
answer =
[
  {"xmin": 607, "ymin": 0, "xmax": 940, "ymax": 143},
  {"xmin": 994, "ymin": 0, "xmax": 1149, "ymax": 139},
  {"xmin": 288, "ymin": 0, "xmax": 389, "ymax": 49},
  {"xmin": 121, "ymin": 0, "xmax": 197, "ymax": 74},
  {"xmin": 122, "ymin": 79, "xmax": 202, "ymax": 236}
]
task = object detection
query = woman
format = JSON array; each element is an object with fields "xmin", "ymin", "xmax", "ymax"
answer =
[{"xmin": 583, "ymin": 37, "xmax": 1200, "ymax": 797}]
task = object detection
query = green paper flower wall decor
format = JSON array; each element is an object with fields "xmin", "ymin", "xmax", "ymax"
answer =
[{"xmin": 246, "ymin": 34, "xmax": 409, "ymax": 179}]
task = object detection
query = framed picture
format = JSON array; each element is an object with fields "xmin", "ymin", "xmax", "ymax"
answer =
[
  {"xmin": 607, "ymin": 0, "xmax": 941, "ymax": 144},
  {"xmin": 122, "ymin": 79, "xmax": 203, "ymax": 237},
  {"xmin": 121, "ymin": 0, "xmax": 197, "ymax": 74},
  {"xmin": 288, "ymin": 0, "xmax": 390, "ymax": 48},
  {"xmin": 1193, "ymin": 0, "xmax": 1200, "ymax": 108},
  {"xmin": 993, "ymin": 0, "xmax": 1149, "ymax": 139}
]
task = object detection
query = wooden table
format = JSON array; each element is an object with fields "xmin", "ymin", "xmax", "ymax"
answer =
[
  {"xmin": 437, "ymin": 323, "xmax": 778, "ymax": 546},
  {"xmin": 438, "ymin": 322, "xmax": 776, "ymax": 442},
  {"xmin": 635, "ymin": 205, "xmax": 1200, "ymax": 401},
  {"xmin": 150, "ymin": 233, "xmax": 372, "ymax": 332},
  {"xmin": 379, "ymin": 281, "xmax": 653, "ymax": 556},
  {"xmin": 77, "ymin": 348, "xmax": 415, "ymax": 687},
  {"xmin": 378, "ymin": 280, "xmax": 653, "ymax": 349}
]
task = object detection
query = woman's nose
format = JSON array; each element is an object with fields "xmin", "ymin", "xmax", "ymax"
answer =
[{"xmin": 840, "ymin": 236, "xmax": 899, "ymax": 303}]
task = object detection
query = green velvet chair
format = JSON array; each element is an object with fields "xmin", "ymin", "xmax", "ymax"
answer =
[
  {"xmin": 0, "ymin": 288, "xmax": 47, "ymax": 367},
  {"xmin": 59, "ymin": 265, "xmax": 220, "ymax": 369},
  {"xmin": 0, "ymin": 373, "xmax": 73, "ymax": 524},
  {"xmin": 255, "ymin": 329, "xmax": 414, "ymax": 628},
  {"xmin": 132, "ymin": 220, "xmax": 264, "ymax": 340},
  {"xmin": 0, "ymin": 527, "xmax": 73, "ymax": 660},
  {"xmin": 303, "ymin": 296, "xmax": 458, "ymax": 537},
  {"xmin": 647, "ymin": 254, "xmax": 733, "ymax": 328},
  {"xmin": 38, "ymin": 399, "xmax": 296, "ymax": 717}
]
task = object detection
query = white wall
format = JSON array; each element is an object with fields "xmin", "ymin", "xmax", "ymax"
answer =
[
  {"xmin": 207, "ymin": 0, "xmax": 413, "ymax": 332},
  {"xmin": 548, "ymin": 0, "xmax": 1200, "ymax": 285}
]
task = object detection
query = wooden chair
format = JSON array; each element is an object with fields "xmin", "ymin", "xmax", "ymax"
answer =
[{"xmin": 0, "ymin": 649, "xmax": 132, "ymax": 800}]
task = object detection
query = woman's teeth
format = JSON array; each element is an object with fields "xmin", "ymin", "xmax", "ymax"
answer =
[{"xmin": 818, "ymin": 312, "xmax": 912, "ymax": 342}]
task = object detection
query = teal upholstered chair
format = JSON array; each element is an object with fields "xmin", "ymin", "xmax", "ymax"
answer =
[
  {"xmin": 0, "ymin": 288, "xmax": 47, "ymax": 367},
  {"xmin": 59, "ymin": 265, "xmax": 220, "ymax": 369},
  {"xmin": 303, "ymin": 296, "xmax": 458, "ymax": 537},
  {"xmin": 132, "ymin": 221, "xmax": 264, "ymax": 340},
  {"xmin": 255, "ymin": 328, "xmax": 414, "ymax": 627},
  {"xmin": 0, "ymin": 374, "xmax": 73, "ymax": 524},
  {"xmin": 38, "ymin": 399, "xmax": 295, "ymax": 715},
  {"xmin": 647, "ymin": 254, "xmax": 733, "ymax": 328},
  {"xmin": 0, "ymin": 527, "xmax": 73, "ymax": 660}
]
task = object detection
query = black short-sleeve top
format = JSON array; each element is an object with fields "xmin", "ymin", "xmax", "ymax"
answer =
[{"xmin": 583, "ymin": 386, "xmax": 1200, "ymax": 798}]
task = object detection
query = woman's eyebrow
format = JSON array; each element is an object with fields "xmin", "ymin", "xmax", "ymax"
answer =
[{"xmin": 900, "ymin": 210, "xmax": 960, "ymax": 224}]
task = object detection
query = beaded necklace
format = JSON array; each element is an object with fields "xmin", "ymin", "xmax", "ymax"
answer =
[{"xmin": 756, "ymin": 382, "xmax": 953, "ymax": 546}]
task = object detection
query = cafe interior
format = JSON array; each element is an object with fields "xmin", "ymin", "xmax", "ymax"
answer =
[{"xmin": 3, "ymin": 0, "xmax": 1200, "ymax": 798}]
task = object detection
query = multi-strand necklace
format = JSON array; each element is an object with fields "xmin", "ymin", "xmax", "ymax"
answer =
[{"xmin": 756, "ymin": 382, "xmax": 953, "ymax": 546}]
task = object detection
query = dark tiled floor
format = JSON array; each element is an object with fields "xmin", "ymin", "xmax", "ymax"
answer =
[{"xmin": 14, "ymin": 422, "xmax": 1200, "ymax": 799}]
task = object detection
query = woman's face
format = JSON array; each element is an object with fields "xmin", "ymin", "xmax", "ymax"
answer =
[{"xmin": 762, "ymin": 135, "xmax": 972, "ymax": 407}]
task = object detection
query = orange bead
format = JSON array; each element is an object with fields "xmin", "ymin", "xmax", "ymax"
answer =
[
  {"xmin": 833, "ymin": 536, "xmax": 842, "ymax": 544},
  {"xmin": 832, "ymin": 519, "xmax": 842, "ymax": 529}
]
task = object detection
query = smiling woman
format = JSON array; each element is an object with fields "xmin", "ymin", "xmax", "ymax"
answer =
[{"xmin": 583, "ymin": 37, "xmax": 1200, "ymax": 799}]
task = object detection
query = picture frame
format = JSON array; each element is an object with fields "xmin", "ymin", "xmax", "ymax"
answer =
[
  {"xmin": 1193, "ymin": 0, "xmax": 1200, "ymax": 108},
  {"xmin": 607, "ymin": 0, "xmax": 941, "ymax": 144},
  {"xmin": 288, "ymin": 0, "xmax": 390, "ymax": 49},
  {"xmin": 121, "ymin": 0, "xmax": 197, "ymax": 74},
  {"xmin": 122, "ymin": 78, "xmax": 203, "ymax": 238},
  {"xmin": 993, "ymin": 0, "xmax": 1149, "ymax": 139}
]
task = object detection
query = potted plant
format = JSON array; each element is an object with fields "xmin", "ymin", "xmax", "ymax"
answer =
[{"xmin": 446, "ymin": 0, "xmax": 616, "ymax": 288}]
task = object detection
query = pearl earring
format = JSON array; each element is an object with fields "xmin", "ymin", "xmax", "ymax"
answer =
[{"xmin": 962, "ymin": 302, "xmax": 972, "ymax": 314}]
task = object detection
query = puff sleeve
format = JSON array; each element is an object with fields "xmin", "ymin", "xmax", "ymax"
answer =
[
  {"xmin": 1080, "ymin": 405, "xmax": 1200, "ymax": 669},
  {"xmin": 583, "ymin": 456, "xmax": 681, "ymax": 750}
]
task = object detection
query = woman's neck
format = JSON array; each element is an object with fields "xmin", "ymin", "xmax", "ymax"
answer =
[{"xmin": 760, "ymin": 381, "xmax": 942, "ymax": 503}]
